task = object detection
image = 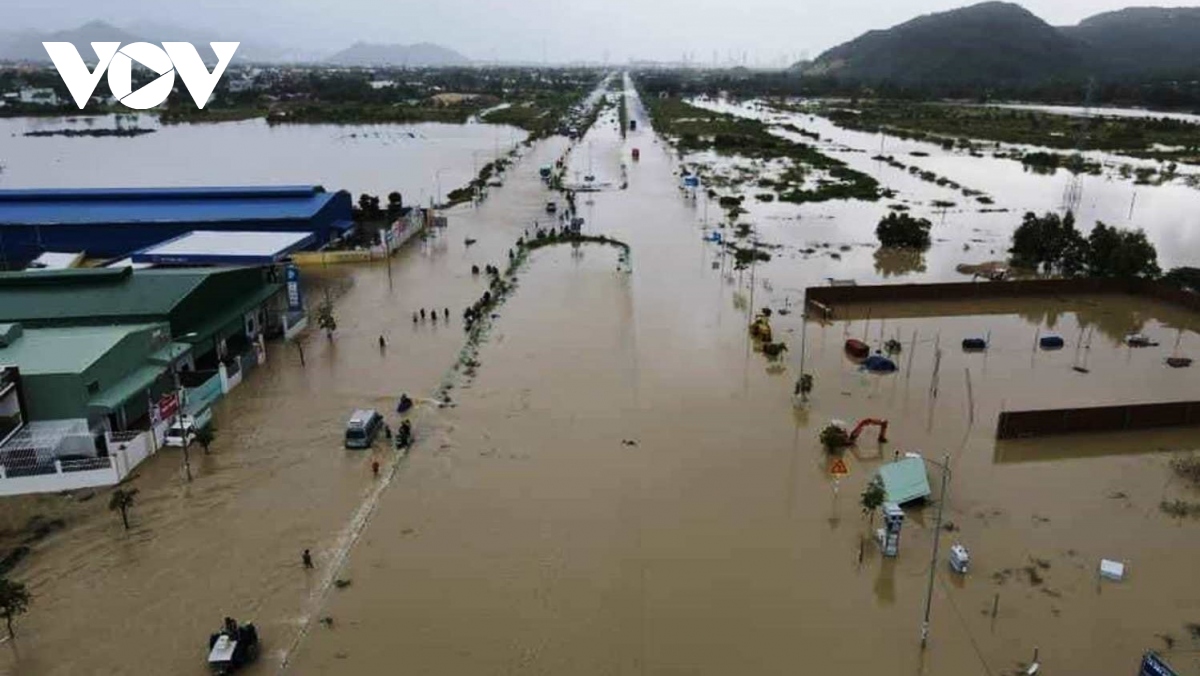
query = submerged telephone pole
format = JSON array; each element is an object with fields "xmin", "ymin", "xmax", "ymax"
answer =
[{"xmin": 920, "ymin": 455, "xmax": 952, "ymax": 648}]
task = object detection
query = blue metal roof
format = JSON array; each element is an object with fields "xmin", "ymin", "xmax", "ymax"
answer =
[{"xmin": 0, "ymin": 186, "xmax": 337, "ymax": 227}]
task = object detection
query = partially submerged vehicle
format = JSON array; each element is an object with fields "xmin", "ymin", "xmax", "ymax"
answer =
[
  {"xmin": 844, "ymin": 338, "xmax": 870, "ymax": 360},
  {"xmin": 208, "ymin": 617, "xmax": 258, "ymax": 675},
  {"xmin": 344, "ymin": 409, "xmax": 384, "ymax": 449}
]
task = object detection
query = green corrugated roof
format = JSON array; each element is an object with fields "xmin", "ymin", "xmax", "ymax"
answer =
[
  {"xmin": 0, "ymin": 268, "xmax": 226, "ymax": 324},
  {"xmin": 149, "ymin": 341, "xmax": 193, "ymax": 365},
  {"xmin": 877, "ymin": 458, "xmax": 931, "ymax": 505},
  {"xmin": 87, "ymin": 364, "xmax": 167, "ymax": 412},
  {"xmin": 0, "ymin": 323, "xmax": 167, "ymax": 374},
  {"xmin": 183, "ymin": 283, "xmax": 281, "ymax": 345}
]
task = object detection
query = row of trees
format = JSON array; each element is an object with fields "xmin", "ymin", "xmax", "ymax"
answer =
[
  {"xmin": 353, "ymin": 192, "xmax": 405, "ymax": 223},
  {"xmin": 874, "ymin": 209, "xmax": 1168, "ymax": 282},
  {"xmin": 633, "ymin": 69, "xmax": 1200, "ymax": 112},
  {"xmin": 1009, "ymin": 211, "xmax": 1160, "ymax": 278}
]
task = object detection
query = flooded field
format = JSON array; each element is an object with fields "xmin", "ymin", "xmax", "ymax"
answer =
[
  {"xmin": 0, "ymin": 115, "xmax": 527, "ymax": 202},
  {"xmin": 1, "ymin": 77, "xmax": 1199, "ymax": 676},
  {"xmin": 686, "ymin": 97, "xmax": 1200, "ymax": 278},
  {"xmin": 985, "ymin": 103, "xmax": 1200, "ymax": 125}
]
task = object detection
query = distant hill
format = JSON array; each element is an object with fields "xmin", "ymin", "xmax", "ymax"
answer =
[
  {"xmin": 801, "ymin": 2, "xmax": 1200, "ymax": 86},
  {"xmin": 0, "ymin": 20, "xmax": 142, "ymax": 62},
  {"xmin": 1061, "ymin": 7, "xmax": 1200, "ymax": 78},
  {"xmin": 325, "ymin": 42, "xmax": 470, "ymax": 67},
  {"xmin": 801, "ymin": 2, "xmax": 1084, "ymax": 85}
]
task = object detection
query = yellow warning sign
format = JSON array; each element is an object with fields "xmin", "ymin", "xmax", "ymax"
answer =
[{"xmin": 829, "ymin": 457, "xmax": 849, "ymax": 477}]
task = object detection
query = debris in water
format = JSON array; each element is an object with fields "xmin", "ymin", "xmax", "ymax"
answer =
[
  {"xmin": 1099, "ymin": 559, "xmax": 1125, "ymax": 581},
  {"xmin": 334, "ymin": 579, "xmax": 352, "ymax": 589},
  {"xmin": 622, "ymin": 439, "xmax": 638, "ymax": 447},
  {"xmin": 1170, "ymin": 455, "xmax": 1200, "ymax": 486},
  {"xmin": 320, "ymin": 616, "xmax": 335, "ymax": 628},
  {"xmin": 1023, "ymin": 566, "xmax": 1044, "ymax": 585}
]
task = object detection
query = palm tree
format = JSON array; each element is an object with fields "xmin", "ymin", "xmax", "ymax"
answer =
[
  {"xmin": 860, "ymin": 476, "xmax": 886, "ymax": 527},
  {"xmin": 194, "ymin": 426, "xmax": 214, "ymax": 454},
  {"xmin": 108, "ymin": 488, "xmax": 140, "ymax": 530},
  {"xmin": 0, "ymin": 577, "xmax": 30, "ymax": 638}
]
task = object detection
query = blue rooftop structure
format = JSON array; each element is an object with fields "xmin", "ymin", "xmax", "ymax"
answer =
[{"xmin": 0, "ymin": 186, "xmax": 353, "ymax": 267}]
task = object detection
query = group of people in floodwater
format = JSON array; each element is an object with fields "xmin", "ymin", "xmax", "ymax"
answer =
[{"xmin": 412, "ymin": 307, "xmax": 451, "ymax": 324}]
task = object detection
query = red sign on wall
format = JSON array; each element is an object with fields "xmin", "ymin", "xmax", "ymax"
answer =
[{"xmin": 158, "ymin": 392, "xmax": 179, "ymax": 420}]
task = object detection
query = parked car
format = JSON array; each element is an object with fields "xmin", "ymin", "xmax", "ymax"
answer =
[{"xmin": 163, "ymin": 409, "xmax": 213, "ymax": 448}]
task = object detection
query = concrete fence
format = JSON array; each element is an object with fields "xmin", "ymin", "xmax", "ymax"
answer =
[
  {"xmin": 804, "ymin": 278, "xmax": 1199, "ymax": 318},
  {"xmin": 185, "ymin": 372, "xmax": 223, "ymax": 414},
  {"xmin": 0, "ymin": 426, "xmax": 161, "ymax": 496},
  {"xmin": 996, "ymin": 401, "xmax": 1200, "ymax": 439},
  {"xmin": 291, "ymin": 215, "xmax": 427, "ymax": 267}
]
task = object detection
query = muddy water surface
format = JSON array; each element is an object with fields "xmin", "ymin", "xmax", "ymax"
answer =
[
  {"xmin": 2, "ymin": 79, "xmax": 1199, "ymax": 676},
  {"xmin": 0, "ymin": 115, "xmax": 526, "ymax": 202}
]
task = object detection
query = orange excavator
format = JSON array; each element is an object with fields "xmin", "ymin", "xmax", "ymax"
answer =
[{"xmin": 849, "ymin": 419, "xmax": 888, "ymax": 443}]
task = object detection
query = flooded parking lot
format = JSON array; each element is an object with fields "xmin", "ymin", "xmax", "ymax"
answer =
[{"xmin": 1, "ymin": 79, "xmax": 1199, "ymax": 676}]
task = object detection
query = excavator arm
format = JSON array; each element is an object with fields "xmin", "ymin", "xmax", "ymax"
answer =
[{"xmin": 849, "ymin": 418, "xmax": 888, "ymax": 443}]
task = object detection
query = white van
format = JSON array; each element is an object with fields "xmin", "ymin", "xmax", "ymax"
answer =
[{"xmin": 344, "ymin": 409, "xmax": 383, "ymax": 449}]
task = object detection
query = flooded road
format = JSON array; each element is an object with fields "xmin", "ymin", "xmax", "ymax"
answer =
[{"xmin": 2, "ymin": 76, "xmax": 1200, "ymax": 676}]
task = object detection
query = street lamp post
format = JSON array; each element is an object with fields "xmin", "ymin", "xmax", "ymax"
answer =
[
  {"xmin": 920, "ymin": 454, "xmax": 952, "ymax": 648},
  {"xmin": 471, "ymin": 151, "xmax": 489, "ymax": 206},
  {"xmin": 169, "ymin": 333, "xmax": 197, "ymax": 482},
  {"xmin": 433, "ymin": 167, "xmax": 451, "ymax": 209}
]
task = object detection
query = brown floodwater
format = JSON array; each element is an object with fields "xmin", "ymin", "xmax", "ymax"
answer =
[{"xmin": 2, "ymin": 77, "xmax": 1199, "ymax": 676}]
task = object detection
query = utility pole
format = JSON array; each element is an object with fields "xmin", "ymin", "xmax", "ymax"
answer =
[
  {"xmin": 796, "ymin": 311, "xmax": 810, "ymax": 402},
  {"xmin": 920, "ymin": 455, "xmax": 951, "ymax": 648},
  {"xmin": 171, "ymin": 361, "xmax": 191, "ymax": 483}
]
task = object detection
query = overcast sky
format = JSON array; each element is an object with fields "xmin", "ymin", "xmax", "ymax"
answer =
[{"xmin": 6, "ymin": 0, "xmax": 1200, "ymax": 63}]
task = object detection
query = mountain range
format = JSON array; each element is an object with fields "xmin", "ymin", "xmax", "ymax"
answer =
[
  {"xmin": 800, "ymin": 2, "xmax": 1200, "ymax": 86},
  {"xmin": 0, "ymin": 21, "xmax": 467, "ymax": 66},
  {"xmin": 324, "ymin": 42, "xmax": 470, "ymax": 67}
]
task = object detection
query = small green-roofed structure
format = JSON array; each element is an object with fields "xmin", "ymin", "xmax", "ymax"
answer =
[
  {"xmin": 0, "ymin": 324, "xmax": 168, "ymax": 374},
  {"xmin": 877, "ymin": 457, "xmax": 931, "ymax": 505},
  {"xmin": 0, "ymin": 322, "xmax": 178, "ymax": 424}
]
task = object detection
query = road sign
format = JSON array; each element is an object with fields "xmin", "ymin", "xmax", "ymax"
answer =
[{"xmin": 830, "ymin": 457, "xmax": 849, "ymax": 477}]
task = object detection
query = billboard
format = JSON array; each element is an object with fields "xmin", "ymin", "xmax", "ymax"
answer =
[{"xmin": 285, "ymin": 264, "xmax": 303, "ymax": 312}]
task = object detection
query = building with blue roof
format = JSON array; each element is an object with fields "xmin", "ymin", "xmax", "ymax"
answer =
[{"xmin": 0, "ymin": 186, "xmax": 353, "ymax": 267}]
